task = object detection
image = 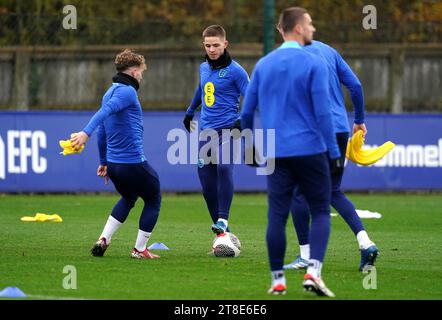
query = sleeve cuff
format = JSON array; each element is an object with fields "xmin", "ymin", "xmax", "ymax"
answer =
[
  {"xmin": 329, "ymin": 148, "xmax": 341, "ymax": 160},
  {"xmin": 83, "ymin": 128, "xmax": 92, "ymax": 137}
]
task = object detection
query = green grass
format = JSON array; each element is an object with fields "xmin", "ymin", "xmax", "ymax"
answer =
[{"xmin": 0, "ymin": 193, "xmax": 441, "ymax": 300}]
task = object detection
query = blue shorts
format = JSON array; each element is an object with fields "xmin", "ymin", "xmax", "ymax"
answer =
[
  {"xmin": 293, "ymin": 132, "xmax": 348, "ymax": 200},
  {"xmin": 198, "ymin": 128, "xmax": 239, "ymax": 167},
  {"xmin": 107, "ymin": 161, "xmax": 160, "ymax": 201},
  {"xmin": 268, "ymin": 153, "xmax": 332, "ymax": 216}
]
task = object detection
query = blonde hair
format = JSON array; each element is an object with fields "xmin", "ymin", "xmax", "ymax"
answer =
[{"xmin": 114, "ymin": 49, "xmax": 146, "ymax": 72}]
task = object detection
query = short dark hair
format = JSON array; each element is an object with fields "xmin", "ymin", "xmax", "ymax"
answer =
[
  {"xmin": 114, "ymin": 49, "xmax": 146, "ymax": 72},
  {"xmin": 278, "ymin": 7, "xmax": 308, "ymax": 33},
  {"xmin": 202, "ymin": 25, "xmax": 226, "ymax": 39}
]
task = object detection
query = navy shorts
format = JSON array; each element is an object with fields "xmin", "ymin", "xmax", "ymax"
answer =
[
  {"xmin": 107, "ymin": 161, "xmax": 161, "ymax": 201},
  {"xmin": 293, "ymin": 132, "xmax": 348, "ymax": 200},
  {"xmin": 268, "ymin": 153, "xmax": 332, "ymax": 216}
]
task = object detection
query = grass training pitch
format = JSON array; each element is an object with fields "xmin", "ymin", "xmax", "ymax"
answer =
[{"xmin": 1, "ymin": 193, "xmax": 441, "ymax": 300}]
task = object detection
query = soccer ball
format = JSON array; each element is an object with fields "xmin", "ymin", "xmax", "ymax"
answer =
[{"xmin": 212, "ymin": 232, "xmax": 241, "ymax": 257}]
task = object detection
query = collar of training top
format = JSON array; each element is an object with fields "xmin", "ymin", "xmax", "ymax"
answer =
[
  {"xmin": 112, "ymin": 72, "xmax": 140, "ymax": 91},
  {"xmin": 205, "ymin": 50, "xmax": 232, "ymax": 70},
  {"xmin": 279, "ymin": 41, "xmax": 302, "ymax": 50}
]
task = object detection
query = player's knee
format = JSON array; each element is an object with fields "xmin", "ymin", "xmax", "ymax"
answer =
[
  {"xmin": 293, "ymin": 193, "xmax": 305, "ymax": 205},
  {"xmin": 123, "ymin": 197, "xmax": 136, "ymax": 208},
  {"xmin": 143, "ymin": 192, "xmax": 161, "ymax": 210},
  {"xmin": 146, "ymin": 176, "xmax": 161, "ymax": 199},
  {"xmin": 217, "ymin": 164, "xmax": 233, "ymax": 178},
  {"xmin": 331, "ymin": 189, "xmax": 345, "ymax": 202},
  {"xmin": 268, "ymin": 209, "xmax": 290, "ymax": 224},
  {"xmin": 150, "ymin": 175, "xmax": 161, "ymax": 191},
  {"xmin": 203, "ymin": 187, "xmax": 217, "ymax": 198},
  {"xmin": 199, "ymin": 178, "xmax": 217, "ymax": 194},
  {"xmin": 151, "ymin": 208, "xmax": 160, "ymax": 220},
  {"xmin": 154, "ymin": 194, "xmax": 162, "ymax": 210},
  {"xmin": 308, "ymin": 202, "xmax": 330, "ymax": 216}
]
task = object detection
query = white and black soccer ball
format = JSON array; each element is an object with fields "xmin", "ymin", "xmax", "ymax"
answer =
[{"xmin": 212, "ymin": 232, "xmax": 241, "ymax": 257}]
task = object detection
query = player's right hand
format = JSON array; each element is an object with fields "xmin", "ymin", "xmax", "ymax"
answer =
[
  {"xmin": 183, "ymin": 114, "xmax": 195, "ymax": 133},
  {"xmin": 70, "ymin": 131, "xmax": 89, "ymax": 150}
]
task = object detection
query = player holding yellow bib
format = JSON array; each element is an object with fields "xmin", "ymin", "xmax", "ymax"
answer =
[{"xmin": 283, "ymin": 38, "xmax": 380, "ymax": 273}]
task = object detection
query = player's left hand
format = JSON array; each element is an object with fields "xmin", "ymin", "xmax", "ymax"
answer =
[
  {"xmin": 70, "ymin": 131, "xmax": 89, "ymax": 150},
  {"xmin": 329, "ymin": 157, "xmax": 345, "ymax": 176},
  {"xmin": 353, "ymin": 123, "xmax": 367, "ymax": 136},
  {"xmin": 231, "ymin": 119, "xmax": 242, "ymax": 139},
  {"xmin": 183, "ymin": 114, "xmax": 196, "ymax": 133},
  {"xmin": 97, "ymin": 165, "xmax": 109, "ymax": 185},
  {"xmin": 233, "ymin": 119, "xmax": 242, "ymax": 131},
  {"xmin": 245, "ymin": 144, "xmax": 265, "ymax": 167}
]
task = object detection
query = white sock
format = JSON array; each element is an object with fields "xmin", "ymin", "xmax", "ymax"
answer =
[
  {"xmin": 299, "ymin": 244, "xmax": 310, "ymax": 260},
  {"xmin": 307, "ymin": 259, "xmax": 322, "ymax": 278},
  {"xmin": 356, "ymin": 230, "xmax": 374, "ymax": 249},
  {"xmin": 218, "ymin": 218, "xmax": 228, "ymax": 227},
  {"xmin": 135, "ymin": 230, "xmax": 151, "ymax": 252},
  {"xmin": 100, "ymin": 215, "xmax": 122, "ymax": 243},
  {"xmin": 271, "ymin": 270, "xmax": 286, "ymax": 287}
]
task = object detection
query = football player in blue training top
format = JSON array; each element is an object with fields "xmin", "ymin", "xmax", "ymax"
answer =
[
  {"xmin": 283, "ymin": 37, "xmax": 379, "ymax": 273},
  {"xmin": 241, "ymin": 7, "xmax": 342, "ymax": 297},
  {"xmin": 71, "ymin": 49, "xmax": 162, "ymax": 259},
  {"xmin": 183, "ymin": 25, "xmax": 249, "ymax": 236}
]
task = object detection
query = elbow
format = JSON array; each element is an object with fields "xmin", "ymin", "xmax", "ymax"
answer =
[
  {"xmin": 353, "ymin": 81, "xmax": 363, "ymax": 93},
  {"xmin": 241, "ymin": 111, "xmax": 254, "ymax": 121}
]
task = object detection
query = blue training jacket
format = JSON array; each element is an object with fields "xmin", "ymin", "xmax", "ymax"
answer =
[
  {"xmin": 186, "ymin": 60, "xmax": 249, "ymax": 130},
  {"xmin": 304, "ymin": 40, "xmax": 365, "ymax": 133},
  {"xmin": 241, "ymin": 41, "xmax": 340, "ymax": 159},
  {"xmin": 82, "ymin": 83, "xmax": 145, "ymax": 165}
]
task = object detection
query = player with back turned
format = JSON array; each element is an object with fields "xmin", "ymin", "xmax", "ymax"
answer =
[
  {"xmin": 284, "ymin": 38, "xmax": 379, "ymax": 272},
  {"xmin": 183, "ymin": 25, "xmax": 249, "ymax": 236},
  {"xmin": 241, "ymin": 7, "xmax": 342, "ymax": 297}
]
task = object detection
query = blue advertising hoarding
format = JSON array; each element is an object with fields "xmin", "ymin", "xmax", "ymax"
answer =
[{"xmin": 0, "ymin": 111, "xmax": 441, "ymax": 192}]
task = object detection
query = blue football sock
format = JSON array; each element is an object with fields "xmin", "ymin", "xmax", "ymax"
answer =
[
  {"xmin": 217, "ymin": 163, "xmax": 234, "ymax": 221},
  {"xmin": 266, "ymin": 213, "xmax": 288, "ymax": 271},
  {"xmin": 267, "ymin": 189, "xmax": 291, "ymax": 271},
  {"xmin": 290, "ymin": 191, "xmax": 310, "ymax": 246},
  {"xmin": 138, "ymin": 191, "xmax": 161, "ymax": 233},
  {"xmin": 198, "ymin": 164, "xmax": 219, "ymax": 224},
  {"xmin": 331, "ymin": 190, "xmax": 365, "ymax": 235},
  {"xmin": 307, "ymin": 200, "xmax": 331, "ymax": 262},
  {"xmin": 330, "ymin": 132, "xmax": 365, "ymax": 235},
  {"xmin": 308, "ymin": 214, "xmax": 330, "ymax": 262},
  {"xmin": 111, "ymin": 197, "xmax": 136, "ymax": 223}
]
